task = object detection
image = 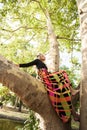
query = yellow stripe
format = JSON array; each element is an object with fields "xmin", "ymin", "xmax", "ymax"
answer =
[{"xmin": 45, "ymin": 87, "xmax": 71, "ymax": 96}]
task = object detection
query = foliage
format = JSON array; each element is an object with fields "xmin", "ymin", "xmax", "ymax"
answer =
[
  {"xmin": 0, "ymin": 85, "xmax": 16, "ymax": 105},
  {"xmin": 0, "ymin": 0, "xmax": 81, "ymax": 74},
  {"xmin": 0, "ymin": 85, "xmax": 9, "ymax": 96},
  {"xmin": 16, "ymin": 110, "xmax": 41, "ymax": 130}
]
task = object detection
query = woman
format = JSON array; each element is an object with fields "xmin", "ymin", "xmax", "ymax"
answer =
[
  {"xmin": 18, "ymin": 53, "xmax": 79, "ymax": 123},
  {"xmin": 19, "ymin": 53, "xmax": 47, "ymax": 70}
]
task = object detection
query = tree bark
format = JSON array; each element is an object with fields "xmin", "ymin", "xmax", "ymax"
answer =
[
  {"xmin": 77, "ymin": 0, "xmax": 87, "ymax": 130},
  {"xmin": 0, "ymin": 55, "xmax": 72, "ymax": 130},
  {"xmin": 45, "ymin": 10, "xmax": 60, "ymax": 72}
]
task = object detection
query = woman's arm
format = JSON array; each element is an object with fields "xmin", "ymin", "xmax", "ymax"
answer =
[{"xmin": 19, "ymin": 59, "xmax": 38, "ymax": 67}]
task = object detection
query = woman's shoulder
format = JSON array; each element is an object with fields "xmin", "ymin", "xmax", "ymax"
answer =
[
  {"xmin": 34, "ymin": 59, "xmax": 40, "ymax": 62},
  {"xmin": 32, "ymin": 59, "xmax": 42, "ymax": 64}
]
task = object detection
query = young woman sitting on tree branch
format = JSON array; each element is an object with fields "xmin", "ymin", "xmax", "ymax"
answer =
[{"xmin": 17, "ymin": 53, "xmax": 80, "ymax": 123}]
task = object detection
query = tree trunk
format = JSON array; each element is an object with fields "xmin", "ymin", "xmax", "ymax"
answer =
[
  {"xmin": 77, "ymin": 0, "xmax": 87, "ymax": 130},
  {"xmin": 45, "ymin": 10, "xmax": 60, "ymax": 72},
  {"xmin": 0, "ymin": 55, "xmax": 72, "ymax": 130},
  {"xmin": 45, "ymin": 10, "xmax": 72, "ymax": 130}
]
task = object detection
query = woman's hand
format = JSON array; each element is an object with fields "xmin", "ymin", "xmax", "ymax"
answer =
[{"xmin": 15, "ymin": 64, "xmax": 19, "ymax": 67}]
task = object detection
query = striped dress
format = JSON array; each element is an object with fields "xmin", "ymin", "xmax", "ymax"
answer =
[{"xmin": 38, "ymin": 69, "xmax": 72, "ymax": 123}]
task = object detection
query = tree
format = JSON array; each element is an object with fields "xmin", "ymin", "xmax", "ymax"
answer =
[
  {"xmin": 0, "ymin": 55, "xmax": 72, "ymax": 130},
  {"xmin": 77, "ymin": 0, "xmax": 87, "ymax": 130},
  {"xmin": 0, "ymin": 1, "xmax": 80, "ymax": 130}
]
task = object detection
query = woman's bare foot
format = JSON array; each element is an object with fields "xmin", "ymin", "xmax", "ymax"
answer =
[
  {"xmin": 72, "ymin": 89, "xmax": 80, "ymax": 96},
  {"xmin": 70, "ymin": 86, "xmax": 80, "ymax": 96}
]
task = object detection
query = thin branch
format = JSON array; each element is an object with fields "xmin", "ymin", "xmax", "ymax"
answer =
[
  {"xmin": 31, "ymin": 0, "xmax": 47, "ymax": 18},
  {"xmin": 2, "ymin": 26, "xmax": 33, "ymax": 33},
  {"xmin": 27, "ymin": 34, "xmax": 36, "ymax": 43},
  {"xmin": 0, "ymin": 33, "xmax": 36, "ymax": 45},
  {"xmin": 56, "ymin": 35, "xmax": 81, "ymax": 41},
  {"xmin": 0, "ymin": 34, "xmax": 14, "ymax": 45},
  {"xmin": 2, "ymin": 25, "xmax": 46, "ymax": 33}
]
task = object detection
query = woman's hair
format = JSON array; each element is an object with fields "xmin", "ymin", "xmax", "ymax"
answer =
[{"xmin": 37, "ymin": 53, "xmax": 43, "ymax": 58}]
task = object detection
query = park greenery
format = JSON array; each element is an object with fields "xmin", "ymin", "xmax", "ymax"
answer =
[{"xmin": 0, "ymin": 0, "xmax": 80, "ymax": 129}]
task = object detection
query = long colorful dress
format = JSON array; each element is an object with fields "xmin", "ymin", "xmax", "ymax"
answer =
[{"xmin": 19, "ymin": 59, "xmax": 72, "ymax": 123}]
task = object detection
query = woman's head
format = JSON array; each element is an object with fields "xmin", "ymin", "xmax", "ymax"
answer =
[{"xmin": 37, "ymin": 53, "xmax": 45, "ymax": 61}]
